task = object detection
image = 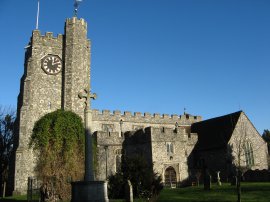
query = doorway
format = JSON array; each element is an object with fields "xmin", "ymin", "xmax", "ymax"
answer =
[{"xmin": 164, "ymin": 166, "xmax": 177, "ymax": 188}]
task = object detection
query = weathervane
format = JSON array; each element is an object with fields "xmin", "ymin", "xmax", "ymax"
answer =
[{"xmin": 74, "ymin": 0, "xmax": 83, "ymax": 17}]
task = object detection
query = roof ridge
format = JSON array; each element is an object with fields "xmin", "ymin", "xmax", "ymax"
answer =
[{"xmin": 194, "ymin": 111, "xmax": 242, "ymax": 124}]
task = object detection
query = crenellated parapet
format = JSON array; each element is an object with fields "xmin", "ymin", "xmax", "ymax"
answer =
[
  {"xmin": 120, "ymin": 126, "xmax": 198, "ymax": 151},
  {"xmin": 92, "ymin": 109, "xmax": 202, "ymax": 125},
  {"xmin": 94, "ymin": 125, "xmax": 198, "ymax": 148},
  {"xmin": 95, "ymin": 131, "xmax": 123, "ymax": 146},
  {"xmin": 66, "ymin": 17, "xmax": 87, "ymax": 29},
  {"xmin": 31, "ymin": 30, "xmax": 63, "ymax": 48},
  {"xmin": 149, "ymin": 127, "xmax": 198, "ymax": 143}
]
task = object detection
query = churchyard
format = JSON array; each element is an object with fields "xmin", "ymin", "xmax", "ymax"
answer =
[
  {"xmin": 1, "ymin": 182, "xmax": 270, "ymax": 202},
  {"xmin": 157, "ymin": 182, "xmax": 270, "ymax": 202}
]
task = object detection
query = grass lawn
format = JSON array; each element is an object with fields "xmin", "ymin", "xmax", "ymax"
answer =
[
  {"xmin": 157, "ymin": 182, "xmax": 270, "ymax": 202},
  {"xmin": 0, "ymin": 195, "xmax": 28, "ymax": 201},
  {"xmin": 1, "ymin": 182, "xmax": 270, "ymax": 202},
  {"xmin": 0, "ymin": 195, "xmax": 38, "ymax": 202}
]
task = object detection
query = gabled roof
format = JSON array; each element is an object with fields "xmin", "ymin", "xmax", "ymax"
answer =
[{"xmin": 191, "ymin": 111, "xmax": 242, "ymax": 151}]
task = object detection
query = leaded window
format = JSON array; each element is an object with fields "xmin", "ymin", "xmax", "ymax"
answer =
[
  {"xmin": 244, "ymin": 142, "xmax": 254, "ymax": 168},
  {"xmin": 115, "ymin": 149, "xmax": 123, "ymax": 172}
]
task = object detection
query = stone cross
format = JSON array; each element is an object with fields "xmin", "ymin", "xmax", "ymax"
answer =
[
  {"xmin": 78, "ymin": 88, "xmax": 97, "ymax": 110},
  {"xmin": 78, "ymin": 88, "xmax": 97, "ymax": 181}
]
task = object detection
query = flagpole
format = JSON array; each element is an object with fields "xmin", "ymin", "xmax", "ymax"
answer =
[{"xmin": 36, "ymin": 0, "xmax": 40, "ymax": 29}]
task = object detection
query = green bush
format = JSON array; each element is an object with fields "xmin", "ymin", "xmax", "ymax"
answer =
[
  {"xmin": 108, "ymin": 155, "xmax": 163, "ymax": 199},
  {"xmin": 108, "ymin": 172, "xmax": 125, "ymax": 199},
  {"xmin": 30, "ymin": 109, "xmax": 85, "ymax": 201}
]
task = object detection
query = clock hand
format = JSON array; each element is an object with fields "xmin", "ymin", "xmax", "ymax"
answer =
[{"xmin": 52, "ymin": 61, "xmax": 61, "ymax": 65}]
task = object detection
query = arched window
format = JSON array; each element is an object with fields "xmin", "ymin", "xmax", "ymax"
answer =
[
  {"xmin": 244, "ymin": 142, "xmax": 254, "ymax": 168},
  {"xmin": 116, "ymin": 155, "xmax": 121, "ymax": 172},
  {"xmin": 115, "ymin": 149, "xmax": 123, "ymax": 172}
]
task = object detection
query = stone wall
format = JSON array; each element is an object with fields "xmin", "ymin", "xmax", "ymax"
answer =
[
  {"xmin": 150, "ymin": 127, "xmax": 198, "ymax": 182},
  {"xmin": 95, "ymin": 131, "xmax": 124, "ymax": 180},
  {"xmin": 124, "ymin": 128, "xmax": 153, "ymax": 165},
  {"xmin": 94, "ymin": 124, "xmax": 198, "ymax": 184},
  {"xmin": 229, "ymin": 112, "xmax": 268, "ymax": 170},
  {"xmin": 92, "ymin": 110, "xmax": 201, "ymax": 182}
]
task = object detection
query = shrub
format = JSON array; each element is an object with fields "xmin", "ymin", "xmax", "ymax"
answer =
[
  {"xmin": 108, "ymin": 155, "xmax": 163, "ymax": 199},
  {"xmin": 30, "ymin": 110, "xmax": 85, "ymax": 200}
]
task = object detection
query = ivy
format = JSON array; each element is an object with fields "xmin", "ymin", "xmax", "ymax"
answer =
[{"xmin": 30, "ymin": 109, "xmax": 85, "ymax": 200}]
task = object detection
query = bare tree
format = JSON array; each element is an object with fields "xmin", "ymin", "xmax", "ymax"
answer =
[
  {"xmin": 0, "ymin": 106, "xmax": 15, "ymax": 197},
  {"xmin": 228, "ymin": 113, "xmax": 267, "ymax": 202},
  {"xmin": 262, "ymin": 129, "xmax": 270, "ymax": 167}
]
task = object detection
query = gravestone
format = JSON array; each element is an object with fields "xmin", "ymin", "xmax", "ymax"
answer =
[
  {"xmin": 125, "ymin": 180, "xmax": 133, "ymax": 202},
  {"xmin": 231, "ymin": 176, "xmax": 237, "ymax": 186},
  {"xmin": 204, "ymin": 172, "xmax": 211, "ymax": 190},
  {"xmin": 216, "ymin": 171, "xmax": 222, "ymax": 186}
]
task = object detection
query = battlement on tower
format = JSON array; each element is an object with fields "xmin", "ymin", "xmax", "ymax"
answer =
[
  {"xmin": 94, "ymin": 131, "xmax": 123, "ymax": 146},
  {"xmin": 150, "ymin": 127, "xmax": 198, "ymax": 144},
  {"xmin": 31, "ymin": 30, "xmax": 63, "ymax": 46},
  {"xmin": 66, "ymin": 17, "xmax": 87, "ymax": 29},
  {"xmin": 123, "ymin": 127, "xmax": 198, "ymax": 145},
  {"xmin": 92, "ymin": 109, "xmax": 202, "ymax": 125}
]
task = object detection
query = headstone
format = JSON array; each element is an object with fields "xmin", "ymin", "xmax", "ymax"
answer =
[
  {"xmin": 204, "ymin": 172, "xmax": 211, "ymax": 190},
  {"xmin": 216, "ymin": 171, "xmax": 222, "ymax": 186},
  {"xmin": 231, "ymin": 176, "xmax": 237, "ymax": 186},
  {"xmin": 195, "ymin": 170, "xmax": 202, "ymax": 186},
  {"xmin": 125, "ymin": 180, "xmax": 133, "ymax": 202}
]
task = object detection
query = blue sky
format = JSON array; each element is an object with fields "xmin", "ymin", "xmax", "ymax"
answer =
[{"xmin": 0, "ymin": 0, "xmax": 269, "ymax": 134}]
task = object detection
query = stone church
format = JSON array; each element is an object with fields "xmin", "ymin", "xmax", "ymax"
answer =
[{"xmin": 10, "ymin": 17, "xmax": 268, "ymax": 194}]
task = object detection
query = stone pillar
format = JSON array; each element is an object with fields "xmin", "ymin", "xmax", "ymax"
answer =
[{"xmin": 84, "ymin": 109, "xmax": 94, "ymax": 181}]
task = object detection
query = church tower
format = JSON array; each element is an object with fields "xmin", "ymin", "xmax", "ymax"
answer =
[{"xmin": 13, "ymin": 17, "xmax": 91, "ymax": 194}]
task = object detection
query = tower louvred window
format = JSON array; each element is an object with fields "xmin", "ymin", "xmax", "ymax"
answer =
[{"xmin": 166, "ymin": 142, "xmax": 174, "ymax": 154}]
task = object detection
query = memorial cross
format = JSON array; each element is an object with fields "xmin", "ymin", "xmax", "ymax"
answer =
[{"xmin": 78, "ymin": 88, "xmax": 97, "ymax": 181}]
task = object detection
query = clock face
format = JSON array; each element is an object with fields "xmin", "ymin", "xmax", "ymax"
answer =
[{"xmin": 41, "ymin": 55, "xmax": 62, "ymax": 75}]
